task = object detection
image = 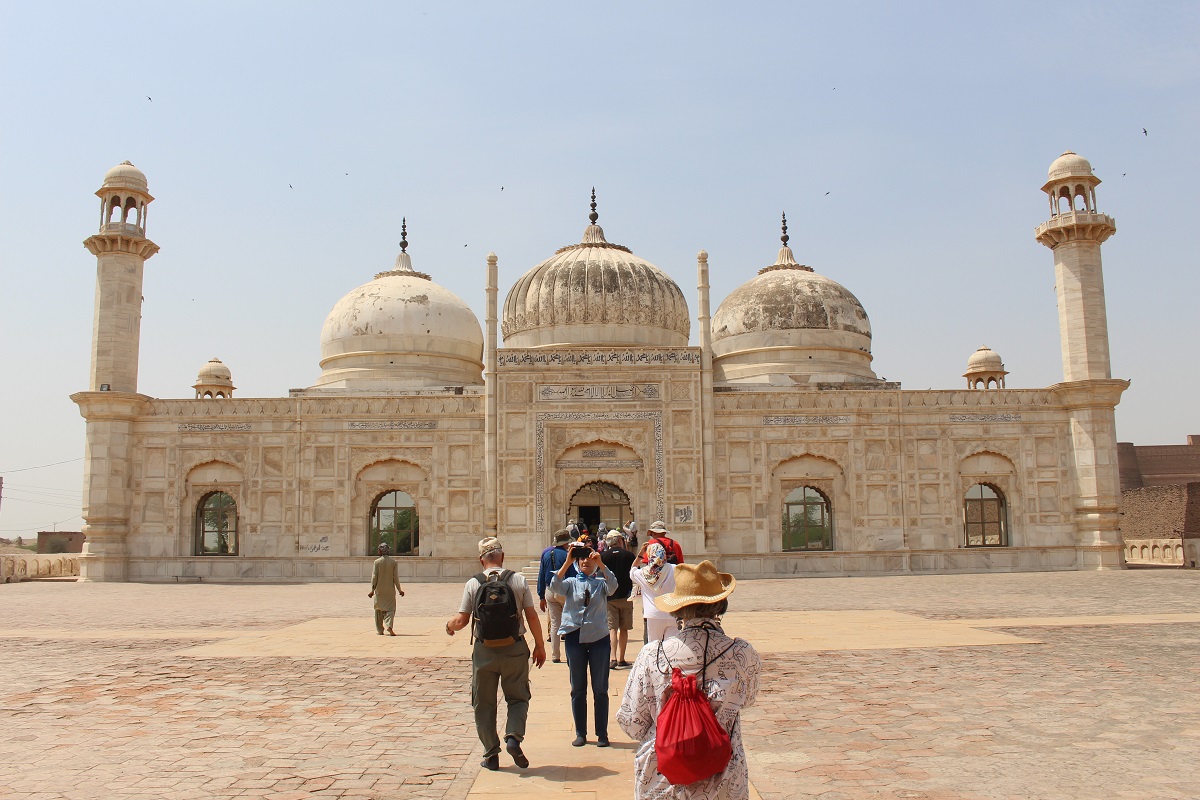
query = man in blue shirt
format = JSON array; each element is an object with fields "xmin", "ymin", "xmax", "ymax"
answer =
[{"xmin": 537, "ymin": 529, "xmax": 573, "ymax": 663}]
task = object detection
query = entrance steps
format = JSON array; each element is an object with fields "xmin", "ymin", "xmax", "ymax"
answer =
[{"xmin": 519, "ymin": 559, "xmax": 541, "ymax": 583}]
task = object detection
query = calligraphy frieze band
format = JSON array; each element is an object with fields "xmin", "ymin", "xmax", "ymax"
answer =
[
  {"xmin": 538, "ymin": 384, "xmax": 660, "ymax": 402},
  {"xmin": 347, "ymin": 420, "xmax": 438, "ymax": 430},
  {"xmin": 177, "ymin": 423, "xmax": 253, "ymax": 432},
  {"xmin": 500, "ymin": 349, "xmax": 701, "ymax": 368},
  {"xmin": 763, "ymin": 415, "xmax": 852, "ymax": 426},
  {"xmin": 556, "ymin": 460, "xmax": 643, "ymax": 470},
  {"xmin": 948, "ymin": 414, "xmax": 1022, "ymax": 422}
]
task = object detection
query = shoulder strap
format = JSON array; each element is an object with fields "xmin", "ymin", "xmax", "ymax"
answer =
[
  {"xmin": 473, "ymin": 572, "xmax": 488, "ymax": 585},
  {"xmin": 498, "ymin": 569, "xmax": 514, "ymax": 582}
]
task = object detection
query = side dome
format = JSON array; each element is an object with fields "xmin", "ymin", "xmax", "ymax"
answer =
[
  {"xmin": 502, "ymin": 195, "xmax": 689, "ymax": 348},
  {"xmin": 314, "ymin": 233, "xmax": 483, "ymax": 390},
  {"xmin": 711, "ymin": 219, "xmax": 877, "ymax": 385}
]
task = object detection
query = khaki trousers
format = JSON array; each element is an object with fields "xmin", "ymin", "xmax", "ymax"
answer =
[
  {"xmin": 374, "ymin": 608, "xmax": 395, "ymax": 634},
  {"xmin": 471, "ymin": 638, "xmax": 532, "ymax": 757},
  {"xmin": 547, "ymin": 596, "xmax": 565, "ymax": 660}
]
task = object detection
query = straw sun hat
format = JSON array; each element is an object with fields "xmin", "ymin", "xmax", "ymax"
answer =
[{"xmin": 654, "ymin": 560, "xmax": 736, "ymax": 613}]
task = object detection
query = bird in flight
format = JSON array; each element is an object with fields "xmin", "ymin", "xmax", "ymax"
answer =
[
  {"xmin": 825, "ymin": 191, "xmax": 830, "ymax": 196},
  {"xmin": 146, "ymin": 96, "xmax": 152, "ymax": 102},
  {"xmin": 289, "ymin": 184, "xmax": 293, "ymax": 189},
  {"xmin": 1143, "ymin": 128, "xmax": 1148, "ymax": 136},
  {"xmin": 501, "ymin": 186, "xmax": 504, "ymax": 191}
]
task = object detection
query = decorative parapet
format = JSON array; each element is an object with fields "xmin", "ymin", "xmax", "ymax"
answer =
[
  {"xmin": 1035, "ymin": 211, "xmax": 1116, "ymax": 248},
  {"xmin": 1, "ymin": 554, "xmax": 80, "ymax": 582},
  {"xmin": 83, "ymin": 232, "xmax": 160, "ymax": 260}
]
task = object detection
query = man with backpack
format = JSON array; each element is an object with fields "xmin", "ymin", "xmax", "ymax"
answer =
[
  {"xmin": 640, "ymin": 520, "xmax": 684, "ymax": 565},
  {"xmin": 445, "ymin": 537, "xmax": 547, "ymax": 771}
]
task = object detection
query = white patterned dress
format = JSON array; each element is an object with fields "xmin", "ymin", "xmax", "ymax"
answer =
[{"xmin": 617, "ymin": 620, "xmax": 762, "ymax": 799}]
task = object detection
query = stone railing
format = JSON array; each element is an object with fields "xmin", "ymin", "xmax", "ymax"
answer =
[
  {"xmin": 1, "ymin": 553, "xmax": 81, "ymax": 583},
  {"xmin": 1124, "ymin": 539, "xmax": 1183, "ymax": 566}
]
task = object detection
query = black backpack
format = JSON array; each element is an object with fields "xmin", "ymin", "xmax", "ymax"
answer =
[{"xmin": 472, "ymin": 569, "xmax": 521, "ymax": 646}]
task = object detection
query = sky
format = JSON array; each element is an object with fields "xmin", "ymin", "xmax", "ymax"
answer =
[{"xmin": 1, "ymin": 2, "xmax": 1197, "ymax": 539}]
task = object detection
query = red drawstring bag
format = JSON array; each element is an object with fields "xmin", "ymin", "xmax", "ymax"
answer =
[{"xmin": 654, "ymin": 630, "xmax": 737, "ymax": 786}]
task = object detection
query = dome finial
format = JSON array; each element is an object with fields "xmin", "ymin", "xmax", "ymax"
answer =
[
  {"xmin": 781, "ymin": 212, "xmax": 789, "ymax": 247},
  {"xmin": 399, "ymin": 217, "xmax": 408, "ymax": 253},
  {"xmin": 589, "ymin": 187, "xmax": 599, "ymax": 225}
]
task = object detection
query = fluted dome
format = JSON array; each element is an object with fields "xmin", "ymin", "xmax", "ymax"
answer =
[
  {"xmin": 964, "ymin": 345, "xmax": 1007, "ymax": 388},
  {"xmin": 502, "ymin": 198, "xmax": 689, "ymax": 348},
  {"xmin": 965, "ymin": 346, "xmax": 1004, "ymax": 372},
  {"xmin": 197, "ymin": 357, "xmax": 232, "ymax": 382},
  {"xmin": 711, "ymin": 224, "xmax": 876, "ymax": 385},
  {"xmin": 102, "ymin": 161, "xmax": 149, "ymax": 192},
  {"xmin": 314, "ymin": 242, "xmax": 483, "ymax": 390},
  {"xmin": 194, "ymin": 358, "xmax": 235, "ymax": 399},
  {"xmin": 1046, "ymin": 151, "xmax": 1094, "ymax": 182}
]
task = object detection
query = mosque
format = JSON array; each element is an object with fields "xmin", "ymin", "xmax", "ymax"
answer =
[{"xmin": 72, "ymin": 153, "xmax": 1129, "ymax": 582}]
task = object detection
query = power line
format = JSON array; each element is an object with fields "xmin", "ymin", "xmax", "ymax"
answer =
[
  {"xmin": 0, "ymin": 514, "xmax": 82, "ymax": 533},
  {"xmin": 1, "ymin": 496, "xmax": 83, "ymax": 510},
  {"xmin": 0, "ymin": 457, "xmax": 84, "ymax": 474}
]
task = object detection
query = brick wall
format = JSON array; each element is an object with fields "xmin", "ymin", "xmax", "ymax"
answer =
[{"xmin": 1121, "ymin": 482, "xmax": 1200, "ymax": 540}]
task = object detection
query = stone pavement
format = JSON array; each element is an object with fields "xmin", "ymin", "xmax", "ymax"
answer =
[{"xmin": 1, "ymin": 570, "xmax": 1199, "ymax": 798}]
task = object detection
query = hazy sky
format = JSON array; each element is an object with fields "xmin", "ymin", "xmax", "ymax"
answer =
[{"xmin": 1, "ymin": 2, "xmax": 1197, "ymax": 538}]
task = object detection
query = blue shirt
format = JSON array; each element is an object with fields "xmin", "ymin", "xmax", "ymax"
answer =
[
  {"xmin": 550, "ymin": 567, "xmax": 618, "ymax": 644},
  {"xmin": 537, "ymin": 545, "xmax": 574, "ymax": 599}
]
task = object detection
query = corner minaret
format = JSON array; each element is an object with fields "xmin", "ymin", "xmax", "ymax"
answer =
[
  {"xmin": 1036, "ymin": 151, "xmax": 1129, "ymax": 569},
  {"xmin": 83, "ymin": 161, "xmax": 159, "ymax": 392},
  {"xmin": 1035, "ymin": 151, "xmax": 1115, "ymax": 381},
  {"xmin": 72, "ymin": 162, "xmax": 159, "ymax": 582}
]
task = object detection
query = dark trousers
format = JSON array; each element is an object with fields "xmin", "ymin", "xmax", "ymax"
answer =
[{"xmin": 563, "ymin": 629, "xmax": 611, "ymax": 740}]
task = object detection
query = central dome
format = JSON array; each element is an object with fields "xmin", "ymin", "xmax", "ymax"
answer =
[{"xmin": 502, "ymin": 196, "xmax": 689, "ymax": 348}]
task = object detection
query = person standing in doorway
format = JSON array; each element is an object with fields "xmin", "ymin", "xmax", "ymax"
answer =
[
  {"xmin": 444, "ymin": 538, "xmax": 547, "ymax": 771},
  {"xmin": 367, "ymin": 542, "xmax": 405, "ymax": 635}
]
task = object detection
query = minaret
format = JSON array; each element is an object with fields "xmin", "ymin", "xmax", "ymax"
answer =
[
  {"xmin": 84, "ymin": 161, "xmax": 159, "ymax": 392},
  {"xmin": 485, "ymin": 249, "xmax": 499, "ymax": 537},
  {"xmin": 71, "ymin": 162, "xmax": 159, "ymax": 581},
  {"xmin": 697, "ymin": 248, "xmax": 715, "ymax": 552},
  {"xmin": 1035, "ymin": 151, "xmax": 1129, "ymax": 568},
  {"xmin": 1035, "ymin": 151, "xmax": 1114, "ymax": 381}
]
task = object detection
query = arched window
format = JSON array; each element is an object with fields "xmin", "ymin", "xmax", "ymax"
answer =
[
  {"xmin": 196, "ymin": 491, "xmax": 238, "ymax": 555},
  {"xmin": 370, "ymin": 490, "xmax": 419, "ymax": 556},
  {"xmin": 964, "ymin": 483, "xmax": 1007, "ymax": 547},
  {"xmin": 783, "ymin": 486, "xmax": 832, "ymax": 551}
]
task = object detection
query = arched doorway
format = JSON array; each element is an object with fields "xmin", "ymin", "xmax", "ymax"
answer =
[{"xmin": 567, "ymin": 481, "xmax": 632, "ymax": 533}]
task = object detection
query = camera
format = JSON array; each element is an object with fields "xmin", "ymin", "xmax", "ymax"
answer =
[{"xmin": 570, "ymin": 543, "xmax": 593, "ymax": 560}]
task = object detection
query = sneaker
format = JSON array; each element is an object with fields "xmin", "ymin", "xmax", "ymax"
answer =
[
  {"xmin": 571, "ymin": 735, "xmax": 586, "ymax": 747},
  {"xmin": 505, "ymin": 736, "xmax": 529, "ymax": 769},
  {"xmin": 618, "ymin": 660, "xmax": 631, "ymax": 668},
  {"xmin": 480, "ymin": 754, "xmax": 499, "ymax": 771},
  {"xmin": 609, "ymin": 659, "xmax": 618, "ymax": 669}
]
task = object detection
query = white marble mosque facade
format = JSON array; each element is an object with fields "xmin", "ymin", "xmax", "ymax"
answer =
[{"xmin": 72, "ymin": 155, "xmax": 1128, "ymax": 582}]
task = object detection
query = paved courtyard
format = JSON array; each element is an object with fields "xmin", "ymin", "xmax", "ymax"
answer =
[{"xmin": 2, "ymin": 569, "xmax": 1199, "ymax": 799}]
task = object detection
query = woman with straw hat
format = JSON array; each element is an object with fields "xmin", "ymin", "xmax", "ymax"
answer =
[{"xmin": 617, "ymin": 561, "xmax": 762, "ymax": 800}]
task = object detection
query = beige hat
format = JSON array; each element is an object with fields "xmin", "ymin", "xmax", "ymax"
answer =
[
  {"xmin": 604, "ymin": 531, "xmax": 625, "ymax": 546},
  {"xmin": 648, "ymin": 520, "xmax": 668, "ymax": 533},
  {"xmin": 478, "ymin": 537, "xmax": 504, "ymax": 558},
  {"xmin": 654, "ymin": 560, "xmax": 736, "ymax": 613}
]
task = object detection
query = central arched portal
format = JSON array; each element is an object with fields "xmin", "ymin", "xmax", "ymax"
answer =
[{"xmin": 567, "ymin": 481, "xmax": 633, "ymax": 532}]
